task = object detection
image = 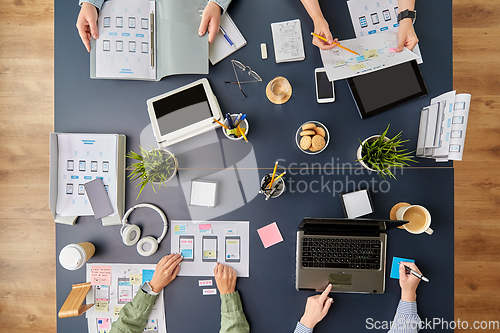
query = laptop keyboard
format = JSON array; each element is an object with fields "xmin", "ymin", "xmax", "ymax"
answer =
[{"xmin": 301, "ymin": 237, "xmax": 381, "ymax": 270}]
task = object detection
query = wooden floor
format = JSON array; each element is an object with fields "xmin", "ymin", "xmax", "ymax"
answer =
[{"xmin": 0, "ymin": 0, "xmax": 498, "ymax": 332}]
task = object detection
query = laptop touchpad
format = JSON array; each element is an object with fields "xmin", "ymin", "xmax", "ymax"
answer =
[{"xmin": 328, "ymin": 274, "xmax": 352, "ymax": 288}]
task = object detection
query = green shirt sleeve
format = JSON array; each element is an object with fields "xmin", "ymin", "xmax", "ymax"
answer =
[
  {"xmin": 110, "ymin": 289, "xmax": 159, "ymax": 333},
  {"xmin": 219, "ymin": 291, "xmax": 250, "ymax": 333}
]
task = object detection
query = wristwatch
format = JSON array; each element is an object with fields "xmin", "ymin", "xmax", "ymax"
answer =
[
  {"xmin": 397, "ymin": 9, "xmax": 416, "ymax": 23},
  {"xmin": 141, "ymin": 281, "xmax": 160, "ymax": 296}
]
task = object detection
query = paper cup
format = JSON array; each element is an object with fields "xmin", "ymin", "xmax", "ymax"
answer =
[{"xmin": 59, "ymin": 242, "xmax": 95, "ymax": 270}]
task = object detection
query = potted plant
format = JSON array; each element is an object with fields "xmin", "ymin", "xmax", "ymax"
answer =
[
  {"xmin": 126, "ymin": 147, "xmax": 178, "ymax": 198},
  {"xmin": 356, "ymin": 125, "xmax": 416, "ymax": 179}
]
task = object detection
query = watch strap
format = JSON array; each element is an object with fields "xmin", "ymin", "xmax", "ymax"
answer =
[
  {"xmin": 397, "ymin": 9, "xmax": 416, "ymax": 22},
  {"xmin": 141, "ymin": 281, "xmax": 160, "ymax": 296}
]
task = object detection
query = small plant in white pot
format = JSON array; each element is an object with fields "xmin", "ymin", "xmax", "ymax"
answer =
[
  {"xmin": 126, "ymin": 147, "xmax": 178, "ymax": 198},
  {"xmin": 356, "ymin": 125, "xmax": 416, "ymax": 179}
]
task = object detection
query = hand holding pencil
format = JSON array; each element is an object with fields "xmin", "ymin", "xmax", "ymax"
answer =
[{"xmin": 310, "ymin": 19, "xmax": 338, "ymax": 51}]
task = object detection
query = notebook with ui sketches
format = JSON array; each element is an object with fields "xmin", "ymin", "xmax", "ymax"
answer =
[{"xmin": 296, "ymin": 217, "xmax": 407, "ymax": 294}]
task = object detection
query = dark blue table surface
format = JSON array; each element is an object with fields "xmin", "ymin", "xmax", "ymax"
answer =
[{"xmin": 55, "ymin": 0, "xmax": 454, "ymax": 332}]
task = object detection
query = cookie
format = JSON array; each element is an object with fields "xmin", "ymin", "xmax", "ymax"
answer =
[
  {"xmin": 309, "ymin": 145, "xmax": 319, "ymax": 152},
  {"xmin": 311, "ymin": 135, "xmax": 326, "ymax": 150},
  {"xmin": 302, "ymin": 123, "xmax": 316, "ymax": 131},
  {"xmin": 314, "ymin": 127, "xmax": 326, "ymax": 137},
  {"xmin": 300, "ymin": 136, "xmax": 312, "ymax": 150},
  {"xmin": 300, "ymin": 130, "xmax": 316, "ymax": 136}
]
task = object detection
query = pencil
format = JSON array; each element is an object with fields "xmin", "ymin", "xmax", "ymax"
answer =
[
  {"xmin": 310, "ymin": 32, "xmax": 360, "ymax": 55},
  {"xmin": 213, "ymin": 118, "xmax": 229, "ymax": 130},
  {"xmin": 269, "ymin": 171, "xmax": 286, "ymax": 188},
  {"xmin": 237, "ymin": 125, "xmax": 248, "ymax": 143},
  {"xmin": 268, "ymin": 161, "xmax": 278, "ymax": 189}
]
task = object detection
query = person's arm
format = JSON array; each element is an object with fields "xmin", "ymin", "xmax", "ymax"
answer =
[
  {"xmin": 299, "ymin": 0, "xmax": 337, "ymax": 50},
  {"xmin": 396, "ymin": 0, "xmax": 418, "ymax": 51},
  {"xmin": 214, "ymin": 263, "xmax": 250, "ymax": 333},
  {"xmin": 294, "ymin": 284, "xmax": 333, "ymax": 332},
  {"xmin": 110, "ymin": 254, "xmax": 183, "ymax": 333},
  {"xmin": 198, "ymin": 0, "xmax": 231, "ymax": 43},
  {"xmin": 76, "ymin": 1, "xmax": 103, "ymax": 52},
  {"xmin": 387, "ymin": 262, "xmax": 422, "ymax": 333}
]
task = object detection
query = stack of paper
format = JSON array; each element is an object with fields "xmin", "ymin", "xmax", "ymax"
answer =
[{"xmin": 271, "ymin": 19, "xmax": 305, "ymax": 63}]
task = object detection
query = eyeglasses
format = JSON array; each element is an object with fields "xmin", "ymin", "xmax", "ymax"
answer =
[{"xmin": 225, "ymin": 60, "xmax": 262, "ymax": 97}]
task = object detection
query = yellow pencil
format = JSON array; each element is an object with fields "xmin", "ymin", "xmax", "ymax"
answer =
[
  {"xmin": 213, "ymin": 118, "xmax": 229, "ymax": 130},
  {"xmin": 268, "ymin": 161, "xmax": 278, "ymax": 189},
  {"xmin": 269, "ymin": 171, "xmax": 286, "ymax": 188},
  {"xmin": 237, "ymin": 125, "xmax": 248, "ymax": 143},
  {"xmin": 310, "ymin": 32, "xmax": 360, "ymax": 55}
]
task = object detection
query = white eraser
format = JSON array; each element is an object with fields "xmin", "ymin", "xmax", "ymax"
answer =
[
  {"xmin": 261, "ymin": 43, "xmax": 268, "ymax": 59},
  {"xmin": 203, "ymin": 288, "xmax": 217, "ymax": 295},
  {"xmin": 198, "ymin": 280, "xmax": 213, "ymax": 287}
]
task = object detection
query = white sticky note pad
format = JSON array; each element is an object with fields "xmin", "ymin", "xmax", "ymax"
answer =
[
  {"xmin": 341, "ymin": 189, "xmax": 373, "ymax": 218},
  {"xmin": 199, "ymin": 279, "xmax": 213, "ymax": 287},
  {"xmin": 190, "ymin": 179, "xmax": 217, "ymax": 207},
  {"xmin": 203, "ymin": 288, "xmax": 217, "ymax": 295}
]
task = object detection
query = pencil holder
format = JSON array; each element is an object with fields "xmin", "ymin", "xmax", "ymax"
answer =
[
  {"xmin": 223, "ymin": 114, "xmax": 249, "ymax": 141},
  {"xmin": 260, "ymin": 173, "xmax": 285, "ymax": 199}
]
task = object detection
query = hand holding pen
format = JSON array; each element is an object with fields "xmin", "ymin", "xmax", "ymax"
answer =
[{"xmin": 399, "ymin": 262, "xmax": 426, "ymax": 302}]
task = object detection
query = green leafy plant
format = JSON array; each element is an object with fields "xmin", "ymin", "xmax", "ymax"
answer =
[
  {"xmin": 126, "ymin": 147, "xmax": 177, "ymax": 198},
  {"xmin": 357, "ymin": 125, "xmax": 417, "ymax": 179}
]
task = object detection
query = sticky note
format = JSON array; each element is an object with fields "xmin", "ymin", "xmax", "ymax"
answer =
[
  {"xmin": 113, "ymin": 306, "xmax": 123, "ymax": 317},
  {"xmin": 95, "ymin": 301, "xmax": 109, "ymax": 312},
  {"xmin": 203, "ymin": 288, "xmax": 217, "ymax": 295},
  {"xmin": 199, "ymin": 224, "xmax": 212, "ymax": 234},
  {"xmin": 142, "ymin": 269, "xmax": 155, "ymax": 284},
  {"xmin": 199, "ymin": 279, "xmax": 213, "ymax": 286},
  {"xmin": 363, "ymin": 49, "xmax": 379, "ymax": 59},
  {"xmin": 91, "ymin": 266, "xmax": 112, "ymax": 286},
  {"xmin": 129, "ymin": 274, "xmax": 142, "ymax": 285},
  {"xmin": 174, "ymin": 225, "xmax": 187, "ymax": 235},
  {"xmin": 389, "ymin": 48, "xmax": 397, "ymax": 53},
  {"xmin": 257, "ymin": 222, "xmax": 284, "ymax": 248},
  {"xmin": 97, "ymin": 318, "xmax": 111, "ymax": 330},
  {"xmin": 349, "ymin": 63, "xmax": 366, "ymax": 71},
  {"xmin": 390, "ymin": 257, "xmax": 415, "ymax": 279}
]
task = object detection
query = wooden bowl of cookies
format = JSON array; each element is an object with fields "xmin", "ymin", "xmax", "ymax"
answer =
[{"xmin": 295, "ymin": 121, "xmax": 329, "ymax": 155}]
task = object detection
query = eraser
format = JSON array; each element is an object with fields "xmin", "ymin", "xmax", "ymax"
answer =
[{"xmin": 261, "ymin": 43, "xmax": 268, "ymax": 59}]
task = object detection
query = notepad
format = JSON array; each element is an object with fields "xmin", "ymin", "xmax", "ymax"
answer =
[
  {"xmin": 209, "ymin": 13, "xmax": 246, "ymax": 65},
  {"xmin": 390, "ymin": 257, "xmax": 415, "ymax": 279},
  {"xmin": 271, "ymin": 19, "xmax": 305, "ymax": 63},
  {"xmin": 190, "ymin": 179, "xmax": 218, "ymax": 207},
  {"xmin": 257, "ymin": 222, "xmax": 284, "ymax": 248}
]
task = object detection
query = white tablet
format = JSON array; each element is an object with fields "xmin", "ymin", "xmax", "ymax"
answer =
[{"xmin": 147, "ymin": 78, "xmax": 223, "ymax": 147}]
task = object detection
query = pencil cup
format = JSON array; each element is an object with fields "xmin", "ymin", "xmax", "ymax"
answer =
[
  {"xmin": 223, "ymin": 114, "xmax": 249, "ymax": 141},
  {"xmin": 59, "ymin": 242, "xmax": 95, "ymax": 270},
  {"xmin": 260, "ymin": 173, "xmax": 286, "ymax": 199}
]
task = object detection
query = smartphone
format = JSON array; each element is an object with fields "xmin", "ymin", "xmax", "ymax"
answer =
[
  {"xmin": 359, "ymin": 16, "xmax": 368, "ymax": 28},
  {"xmin": 225, "ymin": 236, "xmax": 240, "ymax": 262},
  {"xmin": 382, "ymin": 9, "xmax": 391, "ymax": 21},
  {"xmin": 371, "ymin": 13, "xmax": 380, "ymax": 25},
  {"xmin": 202, "ymin": 236, "xmax": 218, "ymax": 262},
  {"xmin": 315, "ymin": 68, "xmax": 335, "ymax": 103},
  {"xmin": 179, "ymin": 236, "xmax": 195, "ymax": 262},
  {"xmin": 84, "ymin": 178, "xmax": 114, "ymax": 219}
]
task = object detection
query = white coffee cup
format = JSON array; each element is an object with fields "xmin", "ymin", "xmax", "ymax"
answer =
[
  {"xmin": 396, "ymin": 205, "xmax": 433, "ymax": 235},
  {"xmin": 59, "ymin": 242, "xmax": 95, "ymax": 270}
]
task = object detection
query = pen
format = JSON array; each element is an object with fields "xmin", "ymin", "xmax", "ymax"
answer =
[
  {"xmin": 219, "ymin": 26, "xmax": 236, "ymax": 49},
  {"xmin": 226, "ymin": 113, "xmax": 234, "ymax": 128},
  {"xmin": 310, "ymin": 32, "xmax": 359, "ymax": 55},
  {"xmin": 233, "ymin": 113, "xmax": 243, "ymax": 126},
  {"xmin": 213, "ymin": 118, "xmax": 229, "ymax": 130},
  {"xmin": 234, "ymin": 114, "xmax": 246, "ymax": 127},
  {"xmin": 150, "ymin": 12, "xmax": 154, "ymax": 68},
  {"xmin": 400, "ymin": 263, "xmax": 429, "ymax": 282}
]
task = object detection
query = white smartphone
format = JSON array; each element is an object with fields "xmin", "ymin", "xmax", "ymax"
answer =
[{"xmin": 315, "ymin": 68, "xmax": 335, "ymax": 103}]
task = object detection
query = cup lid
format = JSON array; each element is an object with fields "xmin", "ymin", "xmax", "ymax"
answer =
[{"xmin": 59, "ymin": 246, "xmax": 83, "ymax": 270}]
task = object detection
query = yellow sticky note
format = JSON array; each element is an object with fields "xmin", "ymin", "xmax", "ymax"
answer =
[
  {"xmin": 203, "ymin": 250, "xmax": 216, "ymax": 259},
  {"xmin": 363, "ymin": 49, "xmax": 379, "ymax": 59},
  {"xmin": 114, "ymin": 306, "xmax": 123, "ymax": 317},
  {"xmin": 129, "ymin": 274, "xmax": 142, "ymax": 285},
  {"xmin": 95, "ymin": 300, "xmax": 109, "ymax": 312},
  {"xmin": 349, "ymin": 63, "xmax": 366, "ymax": 71}
]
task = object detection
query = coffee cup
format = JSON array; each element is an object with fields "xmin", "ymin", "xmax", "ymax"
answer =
[
  {"xmin": 59, "ymin": 242, "xmax": 96, "ymax": 270},
  {"xmin": 396, "ymin": 205, "xmax": 433, "ymax": 235}
]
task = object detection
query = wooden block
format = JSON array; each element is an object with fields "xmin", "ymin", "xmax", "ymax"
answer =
[{"xmin": 58, "ymin": 282, "xmax": 94, "ymax": 318}]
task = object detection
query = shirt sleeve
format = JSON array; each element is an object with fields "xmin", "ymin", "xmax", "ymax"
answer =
[
  {"xmin": 294, "ymin": 321, "xmax": 314, "ymax": 333},
  {"xmin": 79, "ymin": 0, "xmax": 105, "ymax": 10},
  {"xmin": 209, "ymin": 0, "xmax": 231, "ymax": 13},
  {"xmin": 387, "ymin": 300, "xmax": 421, "ymax": 333},
  {"xmin": 219, "ymin": 291, "xmax": 250, "ymax": 333},
  {"xmin": 110, "ymin": 289, "xmax": 159, "ymax": 333}
]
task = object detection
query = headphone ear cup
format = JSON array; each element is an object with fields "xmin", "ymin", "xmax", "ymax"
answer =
[
  {"xmin": 121, "ymin": 224, "xmax": 141, "ymax": 246},
  {"xmin": 137, "ymin": 236, "xmax": 159, "ymax": 257}
]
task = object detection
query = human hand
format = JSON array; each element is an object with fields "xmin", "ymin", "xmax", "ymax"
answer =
[
  {"xmin": 396, "ymin": 19, "xmax": 419, "ymax": 52},
  {"xmin": 312, "ymin": 18, "xmax": 337, "ymax": 51},
  {"xmin": 76, "ymin": 2, "xmax": 99, "ymax": 52},
  {"xmin": 214, "ymin": 263, "xmax": 237, "ymax": 295},
  {"xmin": 299, "ymin": 284, "xmax": 334, "ymax": 329},
  {"xmin": 149, "ymin": 253, "xmax": 183, "ymax": 293},
  {"xmin": 399, "ymin": 262, "xmax": 421, "ymax": 302},
  {"xmin": 198, "ymin": 1, "xmax": 222, "ymax": 43}
]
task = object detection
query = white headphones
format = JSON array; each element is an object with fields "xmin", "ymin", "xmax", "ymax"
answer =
[{"xmin": 120, "ymin": 203, "xmax": 169, "ymax": 256}]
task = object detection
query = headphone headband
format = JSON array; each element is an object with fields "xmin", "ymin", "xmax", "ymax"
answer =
[{"xmin": 121, "ymin": 203, "xmax": 168, "ymax": 244}]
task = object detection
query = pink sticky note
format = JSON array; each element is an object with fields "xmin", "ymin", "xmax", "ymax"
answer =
[
  {"xmin": 91, "ymin": 265, "xmax": 112, "ymax": 286},
  {"xmin": 98, "ymin": 318, "xmax": 111, "ymax": 330},
  {"xmin": 389, "ymin": 48, "xmax": 398, "ymax": 53},
  {"xmin": 199, "ymin": 224, "xmax": 211, "ymax": 230},
  {"xmin": 257, "ymin": 222, "xmax": 284, "ymax": 248}
]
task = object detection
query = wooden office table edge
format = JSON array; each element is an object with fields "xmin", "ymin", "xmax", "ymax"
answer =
[{"xmin": 1, "ymin": 0, "xmax": 499, "ymax": 332}]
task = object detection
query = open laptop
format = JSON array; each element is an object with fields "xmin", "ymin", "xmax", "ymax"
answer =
[{"xmin": 295, "ymin": 217, "xmax": 407, "ymax": 294}]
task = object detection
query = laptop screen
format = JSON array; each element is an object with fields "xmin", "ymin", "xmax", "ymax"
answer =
[{"xmin": 298, "ymin": 218, "xmax": 407, "ymax": 236}]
